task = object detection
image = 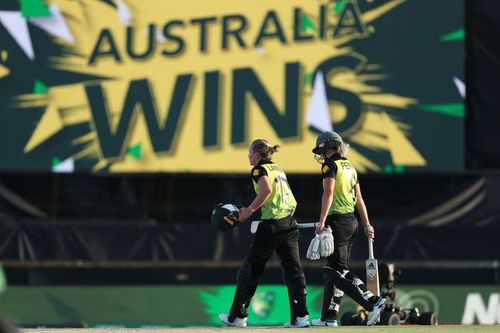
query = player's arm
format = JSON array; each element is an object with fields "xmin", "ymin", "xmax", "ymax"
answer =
[
  {"xmin": 239, "ymin": 176, "xmax": 272, "ymax": 222},
  {"xmin": 317, "ymin": 177, "xmax": 335, "ymax": 234},
  {"xmin": 355, "ymin": 184, "xmax": 374, "ymax": 238}
]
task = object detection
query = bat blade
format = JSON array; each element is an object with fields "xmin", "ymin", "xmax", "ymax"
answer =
[
  {"xmin": 365, "ymin": 258, "xmax": 380, "ymax": 296},
  {"xmin": 366, "ymin": 238, "xmax": 380, "ymax": 296}
]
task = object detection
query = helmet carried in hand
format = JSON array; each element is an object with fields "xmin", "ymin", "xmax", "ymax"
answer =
[{"xmin": 211, "ymin": 203, "xmax": 240, "ymax": 231}]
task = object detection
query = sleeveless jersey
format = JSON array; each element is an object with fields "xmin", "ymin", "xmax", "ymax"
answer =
[
  {"xmin": 251, "ymin": 161, "xmax": 297, "ymax": 220},
  {"xmin": 321, "ymin": 155, "xmax": 358, "ymax": 215}
]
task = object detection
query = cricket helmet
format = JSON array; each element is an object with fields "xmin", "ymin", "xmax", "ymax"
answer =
[
  {"xmin": 312, "ymin": 131, "xmax": 343, "ymax": 155},
  {"xmin": 211, "ymin": 203, "xmax": 240, "ymax": 231}
]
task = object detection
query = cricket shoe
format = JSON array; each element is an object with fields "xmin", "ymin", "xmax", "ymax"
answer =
[
  {"xmin": 311, "ymin": 318, "xmax": 338, "ymax": 327},
  {"xmin": 219, "ymin": 313, "xmax": 247, "ymax": 327},
  {"xmin": 366, "ymin": 297, "xmax": 387, "ymax": 326},
  {"xmin": 283, "ymin": 315, "xmax": 310, "ymax": 328}
]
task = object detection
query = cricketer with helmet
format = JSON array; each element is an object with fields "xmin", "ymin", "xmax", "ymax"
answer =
[
  {"xmin": 311, "ymin": 131, "xmax": 386, "ymax": 327},
  {"xmin": 219, "ymin": 139, "xmax": 310, "ymax": 328}
]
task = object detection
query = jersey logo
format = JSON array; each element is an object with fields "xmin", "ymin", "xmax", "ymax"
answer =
[
  {"xmin": 322, "ymin": 165, "xmax": 330, "ymax": 174},
  {"xmin": 340, "ymin": 161, "xmax": 352, "ymax": 169},
  {"xmin": 253, "ymin": 169, "xmax": 260, "ymax": 176}
]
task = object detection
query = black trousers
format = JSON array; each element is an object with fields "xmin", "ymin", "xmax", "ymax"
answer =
[
  {"xmin": 320, "ymin": 213, "xmax": 374, "ymax": 317},
  {"xmin": 229, "ymin": 215, "xmax": 308, "ymax": 322},
  {"xmin": 326, "ymin": 213, "xmax": 358, "ymax": 271}
]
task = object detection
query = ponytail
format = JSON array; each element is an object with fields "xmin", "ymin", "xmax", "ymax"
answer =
[{"xmin": 251, "ymin": 139, "xmax": 280, "ymax": 160}]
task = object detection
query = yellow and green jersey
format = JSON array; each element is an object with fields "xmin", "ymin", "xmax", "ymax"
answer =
[
  {"xmin": 321, "ymin": 154, "xmax": 358, "ymax": 215},
  {"xmin": 251, "ymin": 160, "xmax": 297, "ymax": 220}
]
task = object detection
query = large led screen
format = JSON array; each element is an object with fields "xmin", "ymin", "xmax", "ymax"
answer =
[{"xmin": 0, "ymin": 0, "xmax": 464, "ymax": 173}]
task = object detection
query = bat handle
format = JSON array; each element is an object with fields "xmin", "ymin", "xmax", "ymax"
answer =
[
  {"xmin": 250, "ymin": 221, "xmax": 317, "ymax": 234},
  {"xmin": 368, "ymin": 238, "xmax": 374, "ymax": 260},
  {"xmin": 250, "ymin": 220, "xmax": 262, "ymax": 234},
  {"xmin": 297, "ymin": 222, "xmax": 318, "ymax": 229}
]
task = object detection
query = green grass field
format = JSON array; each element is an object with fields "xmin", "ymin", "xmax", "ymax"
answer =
[{"xmin": 23, "ymin": 326, "xmax": 500, "ymax": 333}]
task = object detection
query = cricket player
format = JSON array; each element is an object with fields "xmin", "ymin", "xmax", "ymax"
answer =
[
  {"xmin": 219, "ymin": 139, "xmax": 310, "ymax": 328},
  {"xmin": 311, "ymin": 131, "xmax": 386, "ymax": 326}
]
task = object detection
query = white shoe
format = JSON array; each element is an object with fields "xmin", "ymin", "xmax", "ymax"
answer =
[
  {"xmin": 219, "ymin": 313, "xmax": 247, "ymax": 327},
  {"xmin": 366, "ymin": 297, "xmax": 387, "ymax": 326},
  {"xmin": 284, "ymin": 315, "xmax": 310, "ymax": 328},
  {"xmin": 312, "ymin": 318, "xmax": 338, "ymax": 326}
]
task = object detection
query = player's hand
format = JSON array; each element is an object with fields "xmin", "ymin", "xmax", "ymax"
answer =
[
  {"xmin": 364, "ymin": 224, "xmax": 375, "ymax": 239},
  {"xmin": 315, "ymin": 222, "xmax": 325, "ymax": 234},
  {"xmin": 238, "ymin": 207, "xmax": 254, "ymax": 222}
]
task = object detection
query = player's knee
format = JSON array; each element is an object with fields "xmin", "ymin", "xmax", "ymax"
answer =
[
  {"xmin": 283, "ymin": 270, "xmax": 306, "ymax": 285},
  {"xmin": 353, "ymin": 277, "xmax": 364, "ymax": 286},
  {"xmin": 344, "ymin": 271, "xmax": 361, "ymax": 284},
  {"xmin": 323, "ymin": 266, "xmax": 341, "ymax": 284},
  {"xmin": 237, "ymin": 260, "xmax": 257, "ymax": 284},
  {"xmin": 333, "ymin": 288, "xmax": 344, "ymax": 297}
]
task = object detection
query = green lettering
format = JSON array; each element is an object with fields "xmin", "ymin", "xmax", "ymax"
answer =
[
  {"xmin": 190, "ymin": 17, "xmax": 217, "ymax": 53},
  {"xmin": 161, "ymin": 20, "xmax": 186, "ymax": 56},
  {"xmin": 88, "ymin": 28, "xmax": 122, "ymax": 65},
  {"xmin": 222, "ymin": 15, "xmax": 248, "ymax": 50},
  {"xmin": 293, "ymin": 8, "xmax": 314, "ymax": 42},
  {"xmin": 231, "ymin": 63, "xmax": 300, "ymax": 144},
  {"xmin": 254, "ymin": 10, "xmax": 287, "ymax": 47},
  {"xmin": 334, "ymin": 0, "xmax": 366, "ymax": 37},
  {"xmin": 203, "ymin": 71, "xmax": 221, "ymax": 148},
  {"xmin": 85, "ymin": 77, "xmax": 193, "ymax": 158},
  {"xmin": 126, "ymin": 24, "xmax": 156, "ymax": 60},
  {"xmin": 319, "ymin": 4, "xmax": 328, "ymax": 39},
  {"xmin": 313, "ymin": 55, "xmax": 365, "ymax": 134}
]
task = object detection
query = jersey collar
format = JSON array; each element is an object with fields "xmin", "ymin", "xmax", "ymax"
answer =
[
  {"xmin": 327, "ymin": 153, "xmax": 344, "ymax": 162},
  {"xmin": 257, "ymin": 159, "xmax": 273, "ymax": 166}
]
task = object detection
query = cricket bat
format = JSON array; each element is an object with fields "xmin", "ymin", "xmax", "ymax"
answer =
[
  {"xmin": 250, "ymin": 221, "xmax": 316, "ymax": 233},
  {"xmin": 365, "ymin": 237, "xmax": 380, "ymax": 296}
]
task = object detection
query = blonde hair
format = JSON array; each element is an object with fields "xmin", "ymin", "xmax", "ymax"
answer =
[
  {"xmin": 340, "ymin": 142, "xmax": 350, "ymax": 157},
  {"xmin": 251, "ymin": 139, "xmax": 280, "ymax": 160}
]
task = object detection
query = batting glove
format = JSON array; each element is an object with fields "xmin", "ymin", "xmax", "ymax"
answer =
[
  {"xmin": 319, "ymin": 226, "xmax": 334, "ymax": 257},
  {"xmin": 306, "ymin": 235, "xmax": 321, "ymax": 260}
]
